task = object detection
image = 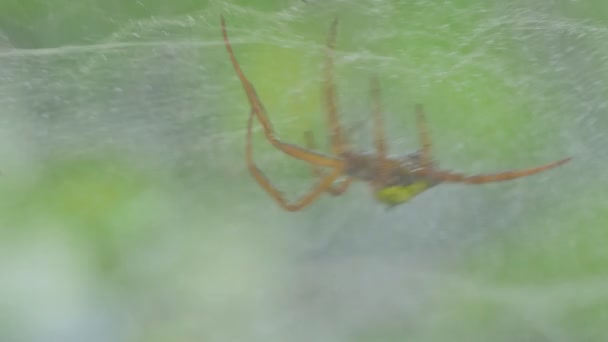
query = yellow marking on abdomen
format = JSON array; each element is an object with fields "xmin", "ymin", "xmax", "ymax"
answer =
[{"xmin": 375, "ymin": 181, "xmax": 430, "ymax": 206}]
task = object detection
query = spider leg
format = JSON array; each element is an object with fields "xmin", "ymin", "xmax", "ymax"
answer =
[
  {"xmin": 323, "ymin": 17, "xmax": 349, "ymax": 155},
  {"xmin": 220, "ymin": 15, "xmax": 341, "ymax": 169},
  {"xmin": 370, "ymin": 76, "xmax": 388, "ymax": 160},
  {"xmin": 304, "ymin": 131, "xmax": 352, "ymax": 195},
  {"xmin": 370, "ymin": 76, "xmax": 392, "ymax": 187},
  {"xmin": 246, "ymin": 110, "xmax": 343, "ymax": 211},
  {"xmin": 430, "ymin": 157, "xmax": 571, "ymax": 184},
  {"xmin": 415, "ymin": 104, "xmax": 433, "ymax": 170}
]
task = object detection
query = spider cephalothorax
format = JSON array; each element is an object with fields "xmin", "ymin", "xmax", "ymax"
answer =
[{"xmin": 220, "ymin": 16, "xmax": 570, "ymax": 211}]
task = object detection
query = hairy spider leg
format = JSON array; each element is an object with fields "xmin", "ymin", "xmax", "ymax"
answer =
[
  {"xmin": 369, "ymin": 76, "xmax": 391, "ymax": 185},
  {"xmin": 303, "ymin": 17, "xmax": 353, "ymax": 196},
  {"xmin": 412, "ymin": 104, "xmax": 570, "ymax": 184},
  {"xmin": 246, "ymin": 110, "xmax": 343, "ymax": 211},
  {"xmin": 430, "ymin": 157, "xmax": 572, "ymax": 184},
  {"xmin": 324, "ymin": 17, "xmax": 349, "ymax": 155},
  {"xmin": 220, "ymin": 15, "xmax": 341, "ymax": 169}
]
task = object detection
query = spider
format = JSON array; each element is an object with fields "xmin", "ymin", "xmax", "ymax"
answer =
[{"xmin": 220, "ymin": 16, "xmax": 571, "ymax": 211}]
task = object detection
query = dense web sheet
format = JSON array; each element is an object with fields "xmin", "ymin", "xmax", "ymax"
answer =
[
  {"xmin": 0, "ymin": 1, "xmax": 607, "ymax": 341},
  {"xmin": 2, "ymin": 3, "xmax": 602, "ymax": 166}
]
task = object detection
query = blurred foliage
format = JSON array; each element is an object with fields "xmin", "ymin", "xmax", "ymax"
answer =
[{"xmin": 0, "ymin": 0, "xmax": 607, "ymax": 341}]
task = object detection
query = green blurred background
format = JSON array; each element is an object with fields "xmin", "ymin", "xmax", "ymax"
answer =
[{"xmin": 0, "ymin": 0, "xmax": 606, "ymax": 341}]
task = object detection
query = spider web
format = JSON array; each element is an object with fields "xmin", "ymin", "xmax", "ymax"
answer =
[{"xmin": 1, "ymin": 1, "xmax": 607, "ymax": 341}]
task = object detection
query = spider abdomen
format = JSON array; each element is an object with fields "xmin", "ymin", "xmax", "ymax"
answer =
[{"xmin": 374, "ymin": 182, "xmax": 432, "ymax": 206}]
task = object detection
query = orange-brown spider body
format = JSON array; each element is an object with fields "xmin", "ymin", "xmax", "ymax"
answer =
[
  {"xmin": 337, "ymin": 150, "xmax": 439, "ymax": 206},
  {"xmin": 340, "ymin": 151, "xmax": 429, "ymax": 185},
  {"xmin": 220, "ymin": 16, "xmax": 570, "ymax": 211}
]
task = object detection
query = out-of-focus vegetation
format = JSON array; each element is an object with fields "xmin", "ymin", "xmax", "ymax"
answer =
[{"xmin": 0, "ymin": 0, "xmax": 607, "ymax": 341}]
